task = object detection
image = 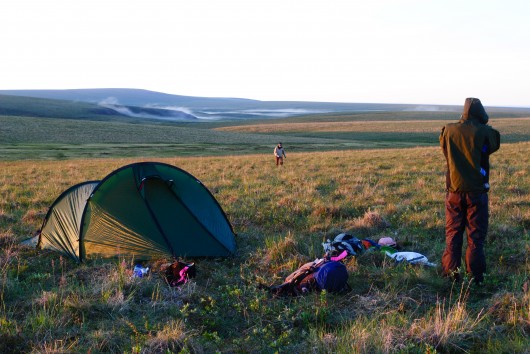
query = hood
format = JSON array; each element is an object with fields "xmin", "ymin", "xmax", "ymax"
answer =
[{"xmin": 461, "ymin": 97, "xmax": 489, "ymax": 124}]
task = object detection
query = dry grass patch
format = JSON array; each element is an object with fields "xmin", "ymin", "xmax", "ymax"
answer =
[
  {"xmin": 215, "ymin": 117, "xmax": 530, "ymax": 136},
  {"xmin": 354, "ymin": 210, "xmax": 390, "ymax": 229},
  {"xmin": 409, "ymin": 284, "xmax": 487, "ymax": 352},
  {"xmin": 142, "ymin": 319, "xmax": 198, "ymax": 353},
  {"xmin": 261, "ymin": 232, "xmax": 306, "ymax": 272}
]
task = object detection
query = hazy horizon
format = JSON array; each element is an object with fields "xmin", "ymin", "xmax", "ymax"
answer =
[{"xmin": 3, "ymin": 88, "xmax": 530, "ymax": 109}]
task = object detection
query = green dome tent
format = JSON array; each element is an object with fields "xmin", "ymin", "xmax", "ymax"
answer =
[{"xmin": 36, "ymin": 162, "xmax": 236, "ymax": 262}]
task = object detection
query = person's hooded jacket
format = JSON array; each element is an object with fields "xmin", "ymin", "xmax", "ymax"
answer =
[{"xmin": 440, "ymin": 98, "xmax": 500, "ymax": 193}]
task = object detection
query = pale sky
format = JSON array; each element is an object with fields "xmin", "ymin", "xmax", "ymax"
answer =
[{"xmin": 1, "ymin": 0, "xmax": 529, "ymax": 106}]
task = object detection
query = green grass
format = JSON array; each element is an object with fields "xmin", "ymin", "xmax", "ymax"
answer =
[
  {"xmin": 1, "ymin": 143, "xmax": 529, "ymax": 352},
  {"xmin": 0, "ymin": 115, "xmax": 356, "ymax": 160},
  {"xmin": 2, "ymin": 114, "xmax": 530, "ymax": 160}
]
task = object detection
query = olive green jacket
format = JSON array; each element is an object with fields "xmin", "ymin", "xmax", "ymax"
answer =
[{"xmin": 440, "ymin": 98, "xmax": 500, "ymax": 193}]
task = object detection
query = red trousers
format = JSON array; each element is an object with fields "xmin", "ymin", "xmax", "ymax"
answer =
[{"xmin": 442, "ymin": 192, "xmax": 488, "ymax": 283}]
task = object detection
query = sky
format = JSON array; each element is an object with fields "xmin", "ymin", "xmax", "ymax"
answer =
[{"xmin": 1, "ymin": 0, "xmax": 529, "ymax": 106}]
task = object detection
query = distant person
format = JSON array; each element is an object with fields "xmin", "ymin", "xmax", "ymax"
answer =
[
  {"xmin": 274, "ymin": 143, "xmax": 286, "ymax": 166},
  {"xmin": 439, "ymin": 98, "xmax": 500, "ymax": 285}
]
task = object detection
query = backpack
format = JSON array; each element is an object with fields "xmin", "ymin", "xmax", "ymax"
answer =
[
  {"xmin": 164, "ymin": 261, "xmax": 196, "ymax": 287},
  {"xmin": 268, "ymin": 259, "xmax": 348, "ymax": 296},
  {"xmin": 315, "ymin": 261, "xmax": 349, "ymax": 292},
  {"xmin": 322, "ymin": 233, "xmax": 364, "ymax": 257}
]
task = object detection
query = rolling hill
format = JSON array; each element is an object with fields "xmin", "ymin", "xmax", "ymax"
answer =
[
  {"xmin": 2, "ymin": 88, "xmax": 530, "ymax": 122},
  {"xmin": 0, "ymin": 94, "xmax": 200, "ymax": 122},
  {"xmin": 0, "ymin": 88, "xmax": 466, "ymax": 121}
]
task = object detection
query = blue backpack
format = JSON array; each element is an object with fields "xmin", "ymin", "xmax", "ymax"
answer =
[
  {"xmin": 267, "ymin": 259, "xmax": 349, "ymax": 296},
  {"xmin": 315, "ymin": 261, "xmax": 349, "ymax": 292}
]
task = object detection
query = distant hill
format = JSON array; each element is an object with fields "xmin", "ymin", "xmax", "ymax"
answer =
[
  {"xmin": 0, "ymin": 88, "xmax": 256, "ymax": 110},
  {"xmin": 2, "ymin": 88, "xmax": 529, "ymax": 122},
  {"xmin": 0, "ymin": 94, "xmax": 198, "ymax": 122},
  {"xmin": 0, "ymin": 94, "xmax": 126, "ymax": 121},
  {"xmin": 0, "ymin": 88, "xmax": 462, "ymax": 121}
]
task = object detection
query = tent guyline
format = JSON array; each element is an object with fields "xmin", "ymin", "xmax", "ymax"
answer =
[{"xmin": 33, "ymin": 162, "xmax": 236, "ymax": 262}]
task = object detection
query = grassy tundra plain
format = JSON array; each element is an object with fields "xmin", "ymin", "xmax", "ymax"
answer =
[{"xmin": 0, "ymin": 109, "xmax": 529, "ymax": 353}]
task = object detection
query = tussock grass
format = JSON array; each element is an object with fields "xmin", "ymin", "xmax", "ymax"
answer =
[
  {"xmin": 142, "ymin": 319, "xmax": 197, "ymax": 353},
  {"xmin": 1, "ymin": 143, "xmax": 529, "ymax": 352},
  {"xmin": 408, "ymin": 282, "xmax": 487, "ymax": 352},
  {"xmin": 216, "ymin": 117, "xmax": 530, "ymax": 133}
]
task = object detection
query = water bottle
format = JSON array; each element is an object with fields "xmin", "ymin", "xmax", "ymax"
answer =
[{"xmin": 133, "ymin": 265, "xmax": 149, "ymax": 277}]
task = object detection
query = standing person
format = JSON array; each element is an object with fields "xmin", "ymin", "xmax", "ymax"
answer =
[
  {"xmin": 440, "ymin": 98, "xmax": 500, "ymax": 285},
  {"xmin": 274, "ymin": 143, "xmax": 286, "ymax": 166}
]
